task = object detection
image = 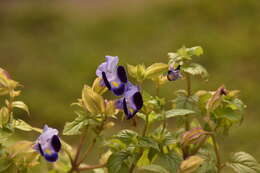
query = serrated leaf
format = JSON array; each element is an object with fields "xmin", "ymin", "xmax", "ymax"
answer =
[
  {"xmin": 182, "ymin": 63, "xmax": 208, "ymax": 79},
  {"xmin": 216, "ymin": 108, "xmax": 242, "ymax": 122},
  {"xmin": 138, "ymin": 136, "xmax": 160, "ymax": 151},
  {"xmin": 139, "ymin": 164, "xmax": 170, "ymax": 173},
  {"xmin": 166, "ymin": 109, "xmax": 196, "ymax": 119},
  {"xmin": 168, "ymin": 46, "xmax": 203, "ymax": 64},
  {"xmin": 63, "ymin": 114, "xmax": 88, "ymax": 135},
  {"xmin": 14, "ymin": 119, "xmax": 33, "ymax": 131},
  {"xmin": 113, "ymin": 130, "xmax": 138, "ymax": 144},
  {"xmin": 157, "ymin": 151, "xmax": 182, "ymax": 173},
  {"xmin": 145, "ymin": 63, "xmax": 168, "ymax": 79},
  {"xmin": 12, "ymin": 101, "xmax": 30, "ymax": 115},
  {"xmin": 227, "ymin": 152, "xmax": 260, "ymax": 173},
  {"xmin": 107, "ymin": 151, "xmax": 130, "ymax": 173}
]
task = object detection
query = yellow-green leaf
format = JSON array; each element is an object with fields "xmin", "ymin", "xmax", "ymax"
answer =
[{"xmin": 12, "ymin": 101, "xmax": 30, "ymax": 115}]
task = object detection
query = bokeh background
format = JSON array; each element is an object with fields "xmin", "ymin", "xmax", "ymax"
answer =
[{"xmin": 1, "ymin": 0, "xmax": 259, "ymax": 172}]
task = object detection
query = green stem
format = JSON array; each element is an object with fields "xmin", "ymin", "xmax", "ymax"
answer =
[
  {"xmin": 142, "ymin": 113, "xmax": 149, "ymax": 137},
  {"xmin": 161, "ymin": 110, "xmax": 166, "ymax": 135},
  {"xmin": 74, "ymin": 133, "xmax": 87, "ymax": 164},
  {"xmin": 7, "ymin": 90, "xmax": 14, "ymax": 123},
  {"xmin": 129, "ymin": 163, "xmax": 136, "ymax": 173},
  {"xmin": 211, "ymin": 134, "xmax": 222, "ymax": 173},
  {"xmin": 131, "ymin": 113, "xmax": 150, "ymax": 173},
  {"xmin": 64, "ymin": 148, "xmax": 74, "ymax": 168},
  {"xmin": 184, "ymin": 74, "xmax": 191, "ymax": 131},
  {"xmin": 76, "ymin": 137, "xmax": 97, "ymax": 166},
  {"xmin": 76, "ymin": 114, "xmax": 107, "ymax": 166}
]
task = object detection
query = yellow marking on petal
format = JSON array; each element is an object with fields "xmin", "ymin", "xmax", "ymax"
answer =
[
  {"xmin": 129, "ymin": 108, "xmax": 134, "ymax": 113},
  {"xmin": 45, "ymin": 148, "xmax": 52, "ymax": 155},
  {"xmin": 111, "ymin": 81, "xmax": 119, "ymax": 87}
]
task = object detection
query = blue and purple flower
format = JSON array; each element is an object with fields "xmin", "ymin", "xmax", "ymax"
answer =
[
  {"xmin": 167, "ymin": 65, "xmax": 181, "ymax": 81},
  {"xmin": 33, "ymin": 125, "xmax": 61, "ymax": 162},
  {"xmin": 116, "ymin": 82, "xmax": 143, "ymax": 119},
  {"xmin": 96, "ymin": 56, "xmax": 128, "ymax": 96}
]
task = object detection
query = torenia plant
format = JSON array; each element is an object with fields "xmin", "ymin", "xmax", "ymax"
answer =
[{"xmin": 0, "ymin": 46, "xmax": 259, "ymax": 173}]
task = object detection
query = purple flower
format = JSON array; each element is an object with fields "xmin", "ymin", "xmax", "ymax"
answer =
[
  {"xmin": 96, "ymin": 56, "xmax": 128, "ymax": 96},
  {"xmin": 116, "ymin": 82, "xmax": 143, "ymax": 119},
  {"xmin": 33, "ymin": 125, "xmax": 61, "ymax": 162},
  {"xmin": 167, "ymin": 65, "xmax": 181, "ymax": 81}
]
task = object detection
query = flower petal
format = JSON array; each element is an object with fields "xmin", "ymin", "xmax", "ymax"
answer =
[
  {"xmin": 102, "ymin": 72, "xmax": 111, "ymax": 90},
  {"xmin": 123, "ymin": 98, "xmax": 129, "ymax": 117},
  {"xmin": 132, "ymin": 92, "xmax": 143, "ymax": 110},
  {"xmin": 117, "ymin": 66, "xmax": 128, "ymax": 83},
  {"xmin": 105, "ymin": 56, "xmax": 119, "ymax": 72},
  {"xmin": 112, "ymin": 83, "xmax": 125, "ymax": 96},
  {"xmin": 51, "ymin": 135, "xmax": 61, "ymax": 152},
  {"xmin": 37, "ymin": 143, "xmax": 44, "ymax": 156},
  {"xmin": 44, "ymin": 152, "xmax": 58, "ymax": 162}
]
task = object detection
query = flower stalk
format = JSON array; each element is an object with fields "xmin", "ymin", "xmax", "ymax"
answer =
[{"xmin": 184, "ymin": 73, "xmax": 191, "ymax": 131}]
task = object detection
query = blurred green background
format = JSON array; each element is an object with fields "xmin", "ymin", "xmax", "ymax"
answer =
[{"xmin": 1, "ymin": 0, "xmax": 259, "ymax": 171}]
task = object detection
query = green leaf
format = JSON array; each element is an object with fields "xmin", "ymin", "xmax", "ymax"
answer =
[
  {"xmin": 139, "ymin": 164, "xmax": 170, "ymax": 173},
  {"xmin": 227, "ymin": 152, "xmax": 260, "ymax": 173},
  {"xmin": 215, "ymin": 108, "xmax": 242, "ymax": 122},
  {"xmin": 182, "ymin": 63, "xmax": 208, "ymax": 79},
  {"xmin": 127, "ymin": 64, "xmax": 146, "ymax": 82},
  {"xmin": 186, "ymin": 46, "xmax": 204, "ymax": 56},
  {"xmin": 168, "ymin": 46, "xmax": 203, "ymax": 64},
  {"xmin": 107, "ymin": 151, "xmax": 130, "ymax": 173},
  {"xmin": 127, "ymin": 64, "xmax": 138, "ymax": 79},
  {"xmin": 63, "ymin": 114, "xmax": 88, "ymax": 135},
  {"xmin": 137, "ymin": 149, "xmax": 150, "ymax": 167},
  {"xmin": 145, "ymin": 63, "xmax": 168, "ymax": 79},
  {"xmin": 138, "ymin": 136, "xmax": 160, "ymax": 151},
  {"xmin": 166, "ymin": 109, "xmax": 196, "ymax": 119},
  {"xmin": 157, "ymin": 151, "xmax": 182, "ymax": 173},
  {"xmin": 0, "ymin": 107, "xmax": 9, "ymax": 128},
  {"xmin": 195, "ymin": 143, "xmax": 217, "ymax": 173},
  {"xmin": 113, "ymin": 130, "xmax": 138, "ymax": 144},
  {"xmin": 14, "ymin": 119, "xmax": 33, "ymax": 131},
  {"xmin": 82, "ymin": 85, "xmax": 105, "ymax": 115},
  {"xmin": 12, "ymin": 101, "xmax": 30, "ymax": 115}
]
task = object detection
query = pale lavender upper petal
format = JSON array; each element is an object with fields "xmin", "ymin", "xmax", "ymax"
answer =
[
  {"xmin": 96, "ymin": 56, "xmax": 119, "ymax": 81},
  {"xmin": 105, "ymin": 56, "xmax": 119, "ymax": 72}
]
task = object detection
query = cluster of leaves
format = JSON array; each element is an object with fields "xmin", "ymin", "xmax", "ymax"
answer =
[
  {"xmin": 0, "ymin": 68, "xmax": 38, "ymax": 172},
  {"xmin": 1, "ymin": 46, "xmax": 260, "ymax": 173}
]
